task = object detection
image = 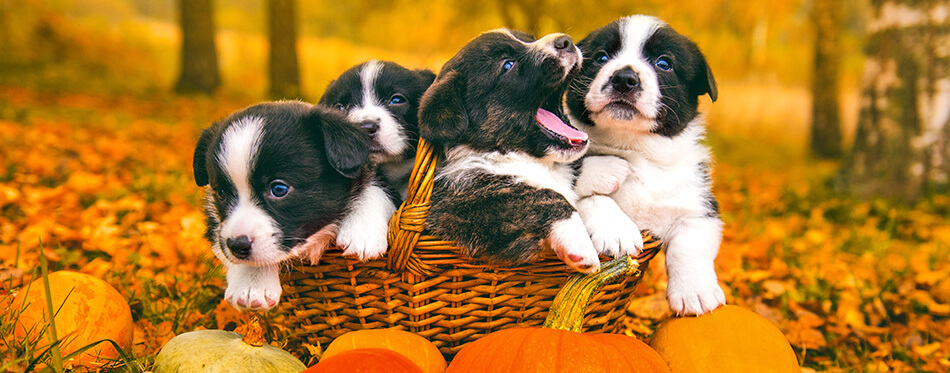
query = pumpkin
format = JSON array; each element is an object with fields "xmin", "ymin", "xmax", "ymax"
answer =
[
  {"xmin": 447, "ymin": 257, "xmax": 670, "ymax": 373},
  {"xmin": 12, "ymin": 271, "xmax": 133, "ymax": 366},
  {"xmin": 648, "ymin": 304, "xmax": 800, "ymax": 372},
  {"xmin": 322, "ymin": 329, "xmax": 446, "ymax": 373},
  {"xmin": 153, "ymin": 316, "xmax": 305, "ymax": 373},
  {"xmin": 304, "ymin": 348, "xmax": 423, "ymax": 373}
]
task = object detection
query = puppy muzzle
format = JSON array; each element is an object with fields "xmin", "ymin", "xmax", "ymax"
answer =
[{"xmin": 531, "ymin": 33, "xmax": 582, "ymax": 76}]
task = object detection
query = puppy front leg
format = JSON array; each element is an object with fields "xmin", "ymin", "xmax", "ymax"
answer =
[
  {"xmin": 291, "ymin": 223, "xmax": 338, "ymax": 265},
  {"xmin": 574, "ymin": 155, "xmax": 630, "ymax": 198},
  {"xmin": 225, "ymin": 264, "xmax": 281, "ymax": 311},
  {"xmin": 549, "ymin": 212, "xmax": 601, "ymax": 273},
  {"xmin": 576, "ymin": 195, "xmax": 643, "ymax": 257},
  {"xmin": 665, "ymin": 217, "xmax": 726, "ymax": 315},
  {"xmin": 337, "ymin": 183, "xmax": 396, "ymax": 260}
]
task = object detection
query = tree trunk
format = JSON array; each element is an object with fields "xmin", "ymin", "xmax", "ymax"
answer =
[
  {"xmin": 809, "ymin": 0, "xmax": 844, "ymax": 159},
  {"xmin": 175, "ymin": 0, "xmax": 219, "ymax": 94},
  {"xmin": 839, "ymin": 0, "xmax": 950, "ymax": 202},
  {"xmin": 267, "ymin": 0, "xmax": 300, "ymax": 99}
]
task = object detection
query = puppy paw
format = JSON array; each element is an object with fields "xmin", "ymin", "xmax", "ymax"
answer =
[
  {"xmin": 589, "ymin": 218, "xmax": 643, "ymax": 258},
  {"xmin": 336, "ymin": 184, "xmax": 395, "ymax": 261},
  {"xmin": 549, "ymin": 213, "xmax": 601, "ymax": 273},
  {"xmin": 291, "ymin": 223, "xmax": 338, "ymax": 265},
  {"xmin": 666, "ymin": 271, "xmax": 726, "ymax": 316},
  {"xmin": 337, "ymin": 225, "xmax": 388, "ymax": 260},
  {"xmin": 225, "ymin": 264, "xmax": 282, "ymax": 311},
  {"xmin": 575, "ymin": 156, "xmax": 630, "ymax": 198},
  {"xmin": 577, "ymin": 196, "xmax": 642, "ymax": 258}
]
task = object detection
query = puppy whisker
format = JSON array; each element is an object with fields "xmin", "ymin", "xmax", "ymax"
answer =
[{"xmin": 658, "ymin": 101, "xmax": 682, "ymax": 125}]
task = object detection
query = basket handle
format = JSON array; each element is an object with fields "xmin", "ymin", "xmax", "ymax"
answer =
[{"xmin": 387, "ymin": 138, "xmax": 440, "ymax": 274}]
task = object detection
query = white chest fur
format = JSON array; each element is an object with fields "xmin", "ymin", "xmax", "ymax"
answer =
[
  {"xmin": 589, "ymin": 122, "xmax": 713, "ymax": 237},
  {"xmin": 440, "ymin": 145, "xmax": 579, "ymax": 204}
]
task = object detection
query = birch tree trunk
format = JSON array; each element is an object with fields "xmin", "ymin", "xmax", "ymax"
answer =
[{"xmin": 840, "ymin": 0, "xmax": 950, "ymax": 202}]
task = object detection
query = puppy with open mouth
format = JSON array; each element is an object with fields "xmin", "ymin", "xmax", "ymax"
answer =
[
  {"xmin": 319, "ymin": 60, "xmax": 436, "ymax": 199},
  {"xmin": 567, "ymin": 15, "xmax": 725, "ymax": 315},
  {"xmin": 193, "ymin": 101, "xmax": 396, "ymax": 311},
  {"xmin": 420, "ymin": 29, "xmax": 604, "ymax": 272}
]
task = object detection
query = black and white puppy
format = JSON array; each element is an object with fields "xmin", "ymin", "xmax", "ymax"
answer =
[
  {"xmin": 193, "ymin": 101, "xmax": 396, "ymax": 311},
  {"xmin": 566, "ymin": 15, "xmax": 724, "ymax": 315},
  {"xmin": 319, "ymin": 60, "xmax": 436, "ymax": 198},
  {"xmin": 420, "ymin": 29, "xmax": 602, "ymax": 272}
]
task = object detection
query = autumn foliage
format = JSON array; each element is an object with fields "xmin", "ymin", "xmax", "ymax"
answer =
[
  {"xmin": 2, "ymin": 84, "xmax": 948, "ymax": 371},
  {"xmin": 1, "ymin": 2, "xmax": 950, "ymax": 372}
]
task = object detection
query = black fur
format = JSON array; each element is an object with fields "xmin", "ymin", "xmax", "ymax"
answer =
[
  {"xmin": 319, "ymin": 61, "xmax": 435, "ymax": 194},
  {"xmin": 566, "ymin": 19, "xmax": 717, "ymax": 137},
  {"xmin": 420, "ymin": 30, "xmax": 584, "ymax": 265},
  {"xmin": 419, "ymin": 31, "xmax": 582, "ymax": 157},
  {"xmin": 193, "ymin": 101, "xmax": 372, "ymax": 254},
  {"xmin": 428, "ymin": 174, "xmax": 574, "ymax": 264}
]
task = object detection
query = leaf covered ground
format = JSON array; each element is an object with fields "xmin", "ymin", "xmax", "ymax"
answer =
[{"xmin": 0, "ymin": 85, "xmax": 948, "ymax": 372}]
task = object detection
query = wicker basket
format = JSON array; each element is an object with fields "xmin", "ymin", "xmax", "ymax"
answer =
[{"xmin": 280, "ymin": 138, "xmax": 661, "ymax": 358}]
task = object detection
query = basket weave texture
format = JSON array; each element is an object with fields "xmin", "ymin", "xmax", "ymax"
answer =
[{"xmin": 280, "ymin": 139, "xmax": 661, "ymax": 358}]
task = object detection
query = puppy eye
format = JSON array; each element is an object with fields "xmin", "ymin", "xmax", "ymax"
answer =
[
  {"xmin": 501, "ymin": 60, "xmax": 516, "ymax": 73},
  {"xmin": 594, "ymin": 51, "xmax": 609, "ymax": 65},
  {"xmin": 268, "ymin": 180, "xmax": 291, "ymax": 199},
  {"xmin": 655, "ymin": 56, "xmax": 673, "ymax": 71},
  {"xmin": 334, "ymin": 103, "xmax": 346, "ymax": 111},
  {"xmin": 388, "ymin": 94, "xmax": 407, "ymax": 105}
]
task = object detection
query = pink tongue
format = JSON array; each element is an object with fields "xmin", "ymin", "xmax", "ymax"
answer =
[{"xmin": 537, "ymin": 108, "xmax": 588, "ymax": 145}]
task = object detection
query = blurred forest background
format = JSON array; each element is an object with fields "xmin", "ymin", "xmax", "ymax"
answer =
[{"xmin": 1, "ymin": 0, "xmax": 949, "ymax": 371}]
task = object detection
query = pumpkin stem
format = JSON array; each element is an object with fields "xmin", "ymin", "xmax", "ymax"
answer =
[
  {"xmin": 242, "ymin": 315, "xmax": 266, "ymax": 347},
  {"xmin": 543, "ymin": 256, "xmax": 640, "ymax": 332}
]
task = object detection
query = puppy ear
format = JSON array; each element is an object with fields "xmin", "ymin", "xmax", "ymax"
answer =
[
  {"xmin": 694, "ymin": 54, "xmax": 718, "ymax": 102},
  {"xmin": 415, "ymin": 69, "xmax": 436, "ymax": 87},
  {"xmin": 419, "ymin": 71, "xmax": 468, "ymax": 145},
  {"xmin": 317, "ymin": 79, "xmax": 337, "ymax": 105},
  {"xmin": 193, "ymin": 128, "xmax": 214, "ymax": 186},
  {"xmin": 312, "ymin": 107, "xmax": 370, "ymax": 178}
]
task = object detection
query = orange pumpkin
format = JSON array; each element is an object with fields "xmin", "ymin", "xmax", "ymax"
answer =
[
  {"xmin": 12, "ymin": 271, "xmax": 133, "ymax": 367},
  {"xmin": 649, "ymin": 305, "xmax": 800, "ymax": 372},
  {"xmin": 447, "ymin": 257, "xmax": 670, "ymax": 373},
  {"xmin": 304, "ymin": 349, "xmax": 423, "ymax": 373},
  {"xmin": 322, "ymin": 329, "xmax": 446, "ymax": 373}
]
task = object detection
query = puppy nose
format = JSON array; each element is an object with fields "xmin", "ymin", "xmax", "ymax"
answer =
[
  {"xmin": 610, "ymin": 67, "xmax": 640, "ymax": 93},
  {"xmin": 553, "ymin": 35, "xmax": 573, "ymax": 51},
  {"xmin": 226, "ymin": 235, "xmax": 252, "ymax": 260},
  {"xmin": 359, "ymin": 119, "xmax": 380, "ymax": 135}
]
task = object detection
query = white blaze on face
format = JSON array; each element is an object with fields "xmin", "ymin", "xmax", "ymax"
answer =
[
  {"xmin": 347, "ymin": 60, "xmax": 408, "ymax": 163},
  {"xmin": 585, "ymin": 15, "xmax": 665, "ymax": 133},
  {"xmin": 215, "ymin": 116, "xmax": 285, "ymax": 265},
  {"xmin": 491, "ymin": 29, "xmax": 583, "ymax": 78}
]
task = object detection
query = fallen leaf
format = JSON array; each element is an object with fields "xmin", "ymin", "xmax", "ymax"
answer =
[{"xmin": 627, "ymin": 292, "xmax": 672, "ymax": 320}]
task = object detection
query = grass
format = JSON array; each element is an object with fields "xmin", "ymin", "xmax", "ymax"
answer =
[{"xmin": 2, "ymin": 242, "xmax": 143, "ymax": 373}]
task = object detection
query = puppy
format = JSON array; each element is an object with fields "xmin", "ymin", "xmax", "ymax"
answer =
[
  {"xmin": 566, "ymin": 15, "xmax": 725, "ymax": 315},
  {"xmin": 319, "ymin": 60, "xmax": 436, "ymax": 198},
  {"xmin": 193, "ymin": 101, "xmax": 396, "ymax": 311},
  {"xmin": 420, "ymin": 29, "xmax": 602, "ymax": 273}
]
